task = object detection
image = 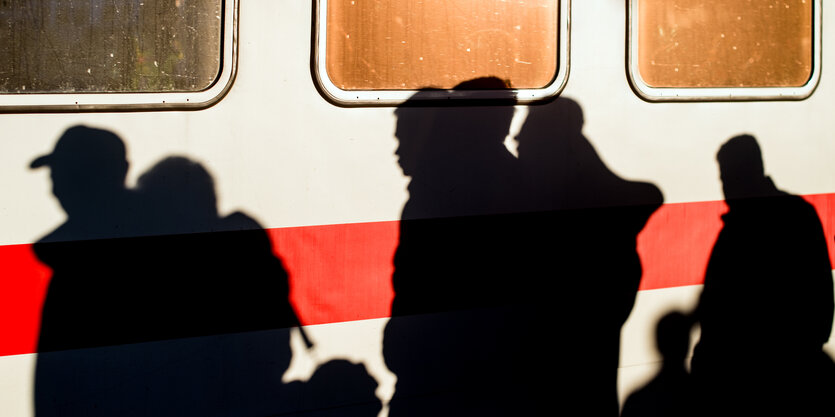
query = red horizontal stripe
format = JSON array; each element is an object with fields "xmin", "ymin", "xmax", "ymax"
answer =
[
  {"xmin": 637, "ymin": 200, "xmax": 727, "ymax": 291},
  {"xmin": 1, "ymin": 194, "xmax": 833, "ymax": 357},
  {"xmin": 638, "ymin": 193, "xmax": 835, "ymax": 291},
  {"xmin": 0, "ymin": 243, "xmax": 51, "ymax": 356},
  {"xmin": 269, "ymin": 221, "xmax": 397, "ymax": 326}
]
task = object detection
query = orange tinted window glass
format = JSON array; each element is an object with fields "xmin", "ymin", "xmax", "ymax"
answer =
[
  {"xmin": 326, "ymin": 0, "xmax": 559, "ymax": 90},
  {"xmin": 638, "ymin": 0, "xmax": 812, "ymax": 88}
]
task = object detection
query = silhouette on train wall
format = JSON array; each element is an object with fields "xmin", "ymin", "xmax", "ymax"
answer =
[
  {"xmin": 26, "ymin": 107, "xmax": 835, "ymax": 417},
  {"xmin": 30, "ymin": 126, "xmax": 380, "ymax": 417},
  {"xmin": 515, "ymin": 97, "xmax": 662, "ymax": 416},
  {"xmin": 690, "ymin": 134, "xmax": 835, "ymax": 417},
  {"xmin": 384, "ymin": 78, "xmax": 531, "ymax": 417},
  {"xmin": 384, "ymin": 78, "xmax": 663, "ymax": 417},
  {"xmin": 32, "ymin": 129, "xmax": 299, "ymax": 351},
  {"xmin": 621, "ymin": 311, "xmax": 695, "ymax": 417}
]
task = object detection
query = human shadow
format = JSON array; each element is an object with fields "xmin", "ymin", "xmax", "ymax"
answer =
[
  {"xmin": 301, "ymin": 359, "xmax": 383, "ymax": 417},
  {"xmin": 133, "ymin": 156, "xmax": 300, "ymax": 340},
  {"xmin": 384, "ymin": 78, "xmax": 532, "ymax": 417},
  {"xmin": 690, "ymin": 134, "xmax": 835, "ymax": 416},
  {"xmin": 30, "ymin": 127, "xmax": 379, "ymax": 416},
  {"xmin": 515, "ymin": 98, "xmax": 663, "ymax": 415},
  {"xmin": 621, "ymin": 311, "xmax": 695, "ymax": 417},
  {"xmin": 383, "ymin": 84, "xmax": 662, "ymax": 416}
]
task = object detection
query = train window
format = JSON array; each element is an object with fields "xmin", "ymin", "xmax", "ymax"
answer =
[
  {"xmin": 628, "ymin": 0, "xmax": 821, "ymax": 101},
  {"xmin": 0, "ymin": 0, "xmax": 238, "ymax": 111},
  {"xmin": 314, "ymin": 0, "xmax": 570, "ymax": 105}
]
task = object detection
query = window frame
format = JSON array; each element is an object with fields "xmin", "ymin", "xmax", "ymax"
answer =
[
  {"xmin": 627, "ymin": 0, "xmax": 821, "ymax": 102},
  {"xmin": 0, "ymin": 0, "xmax": 238, "ymax": 113},
  {"xmin": 312, "ymin": 0, "xmax": 571, "ymax": 106}
]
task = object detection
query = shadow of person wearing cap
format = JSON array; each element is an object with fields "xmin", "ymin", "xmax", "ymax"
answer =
[
  {"xmin": 30, "ymin": 126, "xmax": 170, "ymax": 417},
  {"xmin": 30, "ymin": 125, "xmax": 162, "ymax": 416},
  {"xmin": 31, "ymin": 129, "xmax": 313, "ymax": 416},
  {"xmin": 31, "ymin": 125, "xmax": 142, "ymax": 352}
]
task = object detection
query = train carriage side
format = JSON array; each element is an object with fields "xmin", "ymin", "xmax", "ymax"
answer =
[{"xmin": 1, "ymin": 1, "xmax": 834, "ymax": 416}]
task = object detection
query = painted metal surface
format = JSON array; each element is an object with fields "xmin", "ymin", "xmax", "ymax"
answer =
[{"xmin": 0, "ymin": 1, "xmax": 833, "ymax": 416}]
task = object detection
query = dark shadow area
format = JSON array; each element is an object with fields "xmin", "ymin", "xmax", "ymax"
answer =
[
  {"xmin": 515, "ymin": 97, "xmax": 663, "ymax": 416},
  {"xmin": 30, "ymin": 126, "xmax": 378, "ymax": 416},
  {"xmin": 384, "ymin": 78, "xmax": 532, "ymax": 417},
  {"xmin": 621, "ymin": 311, "xmax": 695, "ymax": 417},
  {"xmin": 690, "ymin": 134, "xmax": 835, "ymax": 416},
  {"xmin": 383, "ymin": 80, "xmax": 663, "ymax": 416},
  {"xmin": 301, "ymin": 359, "xmax": 383, "ymax": 417}
]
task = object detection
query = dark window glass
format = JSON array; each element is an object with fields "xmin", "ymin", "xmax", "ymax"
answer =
[{"xmin": 0, "ymin": 0, "xmax": 222, "ymax": 93}]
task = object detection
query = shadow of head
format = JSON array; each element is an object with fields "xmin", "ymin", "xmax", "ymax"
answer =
[
  {"xmin": 656, "ymin": 311, "xmax": 693, "ymax": 365},
  {"xmin": 30, "ymin": 125, "xmax": 129, "ymax": 216},
  {"xmin": 393, "ymin": 77, "xmax": 515, "ymax": 176},
  {"xmin": 717, "ymin": 134, "xmax": 771, "ymax": 200},
  {"xmin": 305, "ymin": 359, "xmax": 382, "ymax": 417}
]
